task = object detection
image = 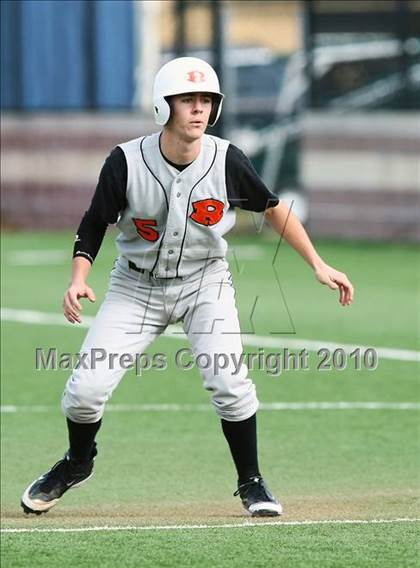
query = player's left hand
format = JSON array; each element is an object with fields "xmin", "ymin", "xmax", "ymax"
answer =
[{"xmin": 314, "ymin": 262, "xmax": 354, "ymax": 306}]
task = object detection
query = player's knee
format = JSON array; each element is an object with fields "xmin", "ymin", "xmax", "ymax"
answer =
[
  {"xmin": 207, "ymin": 376, "xmax": 259, "ymax": 421},
  {"xmin": 62, "ymin": 380, "xmax": 105, "ymax": 423},
  {"xmin": 212, "ymin": 395, "xmax": 259, "ymax": 421}
]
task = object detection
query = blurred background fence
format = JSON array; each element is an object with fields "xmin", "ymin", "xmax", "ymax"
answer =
[{"xmin": 1, "ymin": 0, "xmax": 419, "ymax": 239}]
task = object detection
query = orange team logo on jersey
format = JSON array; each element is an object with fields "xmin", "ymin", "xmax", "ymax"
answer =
[
  {"xmin": 186, "ymin": 70, "xmax": 205, "ymax": 83},
  {"xmin": 132, "ymin": 218, "xmax": 159, "ymax": 242},
  {"xmin": 190, "ymin": 199, "xmax": 224, "ymax": 226}
]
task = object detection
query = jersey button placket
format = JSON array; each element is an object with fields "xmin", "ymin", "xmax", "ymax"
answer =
[{"xmin": 163, "ymin": 177, "xmax": 183, "ymax": 275}]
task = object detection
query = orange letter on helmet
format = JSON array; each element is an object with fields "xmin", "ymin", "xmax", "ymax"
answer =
[{"xmin": 186, "ymin": 70, "xmax": 205, "ymax": 83}]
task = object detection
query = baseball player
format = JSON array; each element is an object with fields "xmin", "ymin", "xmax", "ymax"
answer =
[{"xmin": 21, "ymin": 57, "xmax": 354, "ymax": 518}]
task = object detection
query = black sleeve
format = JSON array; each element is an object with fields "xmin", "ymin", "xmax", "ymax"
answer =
[
  {"xmin": 73, "ymin": 146, "xmax": 127, "ymax": 263},
  {"xmin": 225, "ymin": 144, "xmax": 279, "ymax": 212}
]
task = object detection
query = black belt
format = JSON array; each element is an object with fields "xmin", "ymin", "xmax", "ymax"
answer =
[
  {"xmin": 128, "ymin": 260, "xmax": 182, "ymax": 280},
  {"xmin": 128, "ymin": 260, "xmax": 147, "ymax": 274},
  {"xmin": 128, "ymin": 259, "xmax": 209, "ymax": 280}
]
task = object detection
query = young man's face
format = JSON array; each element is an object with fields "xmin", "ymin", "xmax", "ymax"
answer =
[{"xmin": 166, "ymin": 92, "xmax": 213, "ymax": 141}]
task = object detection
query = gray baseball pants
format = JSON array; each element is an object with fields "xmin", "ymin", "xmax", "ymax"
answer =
[{"xmin": 62, "ymin": 256, "xmax": 258, "ymax": 423}]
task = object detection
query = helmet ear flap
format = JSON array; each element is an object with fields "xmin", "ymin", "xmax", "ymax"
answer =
[
  {"xmin": 208, "ymin": 94, "xmax": 223, "ymax": 127},
  {"xmin": 153, "ymin": 96, "xmax": 171, "ymax": 126}
]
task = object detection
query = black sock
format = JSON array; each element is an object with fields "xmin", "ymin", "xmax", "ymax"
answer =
[
  {"xmin": 66, "ymin": 418, "xmax": 102, "ymax": 463},
  {"xmin": 221, "ymin": 413, "xmax": 260, "ymax": 485}
]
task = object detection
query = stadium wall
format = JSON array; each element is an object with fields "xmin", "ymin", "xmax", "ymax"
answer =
[
  {"xmin": 301, "ymin": 112, "xmax": 420, "ymax": 241},
  {"xmin": 1, "ymin": 114, "xmax": 155, "ymax": 230},
  {"xmin": 1, "ymin": 112, "xmax": 419, "ymax": 241}
]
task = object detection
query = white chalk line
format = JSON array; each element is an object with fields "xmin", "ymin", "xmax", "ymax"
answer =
[
  {"xmin": 2, "ymin": 308, "xmax": 419, "ymax": 363},
  {"xmin": 1, "ymin": 402, "xmax": 420, "ymax": 414},
  {"xmin": 6, "ymin": 245, "xmax": 263, "ymax": 266},
  {"xmin": 1, "ymin": 517, "xmax": 419, "ymax": 534},
  {"xmin": 7, "ymin": 250, "xmax": 69, "ymax": 266}
]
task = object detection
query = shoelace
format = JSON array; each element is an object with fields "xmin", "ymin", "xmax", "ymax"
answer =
[
  {"xmin": 38, "ymin": 444, "xmax": 98, "ymax": 493},
  {"xmin": 40, "ymin": 458, "xmax": 71, "ymax": 492},
  {"xmin": 233, "ymin": 476, "xmax": 267, "ymax": 499},
  {"xmin": 40, "ymin": 455, "xmax": 92, "ymax": 492}
]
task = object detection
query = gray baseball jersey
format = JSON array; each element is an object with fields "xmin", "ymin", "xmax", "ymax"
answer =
[{"xmin": 117, "ymin": 132, "xmax": 234, "ymax": 278}]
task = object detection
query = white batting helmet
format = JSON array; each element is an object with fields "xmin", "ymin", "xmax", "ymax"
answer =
[{"xmin": 153, "ymin": 57, "xmax": 224, "ymax": 126}]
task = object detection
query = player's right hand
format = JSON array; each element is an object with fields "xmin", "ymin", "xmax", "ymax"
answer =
[{"xmin": 63, "ymin": 282, "xmax": 96, "ymax": 324}]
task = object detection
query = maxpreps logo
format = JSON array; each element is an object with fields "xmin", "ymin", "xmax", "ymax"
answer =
[{"xmin": 186, "ymin": 70, "xmax": 205, "ymax": 83}]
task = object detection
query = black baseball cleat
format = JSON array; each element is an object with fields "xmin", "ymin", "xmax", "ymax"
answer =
[
  {"xmin": 21, "ymin": 445, "xmax": 97, "ymax": 515},
  {"xmin": 234, "ymin": 476, "xmax": 283, "ymax": 517}
]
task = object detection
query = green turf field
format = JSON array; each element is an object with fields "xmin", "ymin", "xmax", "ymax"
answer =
[{"xmin": 1, "ymin": 231, "xmax": 419, "ymax": 567}]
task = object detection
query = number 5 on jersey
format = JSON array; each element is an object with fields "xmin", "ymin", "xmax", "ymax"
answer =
[{"xmin": 132, "ymin": 218, "xmax": 159, "ymax": 242}]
